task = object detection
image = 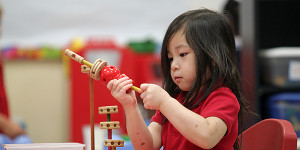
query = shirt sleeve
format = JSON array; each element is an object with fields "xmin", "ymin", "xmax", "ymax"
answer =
[
  {"xmin": 200, "ymin": 88, "xmax": 240, "ymax": 134},
  {"xmin": 151, "ymin": 110, "xmax": 164, "ymax": 125},
  {"xmin": 0, "ymin": 59, "xmax": 9, "ymax": 118}
]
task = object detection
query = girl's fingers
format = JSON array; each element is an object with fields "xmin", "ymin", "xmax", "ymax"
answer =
[
  {"xmin": 109, "ymin": 76, "xmax": 133, "ymax": 93},
  {"xmin": 117, "ymin": 79, "xmax": 133, "ymax": 92},
  {"xmin": 115, "ymin": 76, "xmax": 129, "ymax": 84},
  {"xmin": 140, "ymin": 84, "xmax": 150, "ymax": 99},
  {"xmin": 139, "ymin": 83, "xmax": 148, "ymax": 91},
  {"xmin": 111, "ymin": 76, "xmax": 128, "ymax": 89},
  {"xmin": 140, "ymin": 83, "xmax": 151, "ymax": 99},
  {"xmin": 140, "ymin": 92, "xmax": 145, "ymax": 99},
  {"xmin": 107, "ymin": 79, "xmax": 116, "ymax": 90},
  {"xmin": 144, "ymin": 102, "xmax": 152, "ymax": 110},
  {"xmin": 107, "ymin": 76, "xmax": 128, "ymax": 90},
  {"xmin": 122, "ymin": 83, "xmax": 133, "ymax": 93}
]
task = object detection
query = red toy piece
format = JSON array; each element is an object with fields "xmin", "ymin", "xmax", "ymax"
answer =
[
  {"xmin": 65, "ymin": 49, "xmax": 140, "ymax": 93},
  {"xmin": 100, "ymin": 65, "xmax": 134, "ymax": 92},
  {"xmin": 100, "ymin": 65, "xmax": 126, "ymax": 84},
  {"xmin": 96, "ymin": 65, "xmax": 136, "ymax": 93}
]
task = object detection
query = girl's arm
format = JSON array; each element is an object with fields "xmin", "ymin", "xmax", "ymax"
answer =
[
  {"xmin": 160, "ymin": 97, "xmax": 227, "ymax": 149},
  {"xmin": 107, "ymin": 77, "xmax": 162, "ymax": 150},
  {"xmin": 123, "ymin": 104, "xmax": 162, "ymax": 150},
  {"xmin": 140, "ymin": 84, "xmax": 227, "ymax": 149},
  {"xmin": 148, "ymin": 122, "xmax": 162, "ymax": 149}
]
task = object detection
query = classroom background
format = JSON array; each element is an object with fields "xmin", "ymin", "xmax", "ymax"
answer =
[{"xmin": 1, "ymin": 0, "xmax": 300, "ymax": 149}]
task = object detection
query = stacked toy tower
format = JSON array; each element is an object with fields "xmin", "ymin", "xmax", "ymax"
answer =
[{"xmin": 98, "ymin": 106, "xmax": 124, "ymax": 150}]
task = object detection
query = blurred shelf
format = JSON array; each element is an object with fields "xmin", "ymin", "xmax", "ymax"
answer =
[{"xmin": 258, "ymin": 85, "xmax": 300, "ymax": 96}]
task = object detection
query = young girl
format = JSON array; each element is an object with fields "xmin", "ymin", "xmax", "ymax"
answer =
[{"xmin": 104, "ymin": 8, "xmax": 247, "ymax": 150}]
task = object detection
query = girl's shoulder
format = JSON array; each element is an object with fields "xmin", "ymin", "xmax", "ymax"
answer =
[
  {"xmin": 214, "ymin": 86, "xmax": 233, "ymax": 93},
  {"xmin": 207, "ymin": 86, "xmax": 238, "ymax": 103}
]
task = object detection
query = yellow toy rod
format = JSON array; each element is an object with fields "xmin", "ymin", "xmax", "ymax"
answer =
[
  {"xmin": 64, "ymin": 49, "xmax": 93, "ymax": 67},
  {"xmin": 64, "ymin": 49, "xmax": 141, "ymax": 93}
]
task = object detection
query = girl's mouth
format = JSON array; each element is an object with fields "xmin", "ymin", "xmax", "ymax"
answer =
[{"xmin": 174, "ymin": 76, "xmax": 182, "ymax": 82}]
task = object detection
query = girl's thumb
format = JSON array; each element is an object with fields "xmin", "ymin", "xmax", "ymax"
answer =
[{"xmin": 139, "ymin": 83, "xmax": 149, "ymax": 92}]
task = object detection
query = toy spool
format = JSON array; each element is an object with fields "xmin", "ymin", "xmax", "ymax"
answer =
[{"xmin": 99, "ymin": 106, "xmax": 124, "ymax": 150}]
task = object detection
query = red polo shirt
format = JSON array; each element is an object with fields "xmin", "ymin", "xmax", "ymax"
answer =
[{"xmin": 151, "ymin": 87, "xmax": 240, "ymax": 150}]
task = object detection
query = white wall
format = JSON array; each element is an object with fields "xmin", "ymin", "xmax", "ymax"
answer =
[
  {"xmin": 0, "ymin": 0, "xmax": 227, "ymax": 47},
  {"xmin": 0, "ymin": 0, "xmax": 228, "ymax": 143}
]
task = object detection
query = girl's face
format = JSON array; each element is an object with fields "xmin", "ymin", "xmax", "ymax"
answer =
[{"xmin": 167, "ymin": 28, "xmax": 197, "ymax": 91}]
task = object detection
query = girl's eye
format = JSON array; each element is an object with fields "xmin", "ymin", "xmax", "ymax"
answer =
[
  {"xmin": 168, "ymin": 57, "xmax": 173, "ymax": 62},
  {"xmin": 180, "ymin": 53, "xmax": 188, "ymax": 57}
]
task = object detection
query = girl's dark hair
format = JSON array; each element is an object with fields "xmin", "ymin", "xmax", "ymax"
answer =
[
  {"xmin": 223, "ymin": 0, "xmax": 240, "ymax": 35},
  {"xmin": 160, "ymin": 8, "xmax": 248, "ymax": 150}
]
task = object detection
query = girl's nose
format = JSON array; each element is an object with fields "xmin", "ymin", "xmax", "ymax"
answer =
[{"xmin": 171, "ymin": 61, "xmax": 179, "ymax": 70}]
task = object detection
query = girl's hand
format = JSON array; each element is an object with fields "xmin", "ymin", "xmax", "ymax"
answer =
[
  {"xmin": 140, "ymin": 84, "xmax": 171, "ymax": 110},
  {"xmin": 4, "ymin": 120, "xmax": 25, "ymax": 139},
  {"xmin": 107, "ymin": 76, "xmax": 137, "ymax": 108},
  {"xmin": 0, "ymin": 114, "xmax": 25, "ymax": 139}
]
